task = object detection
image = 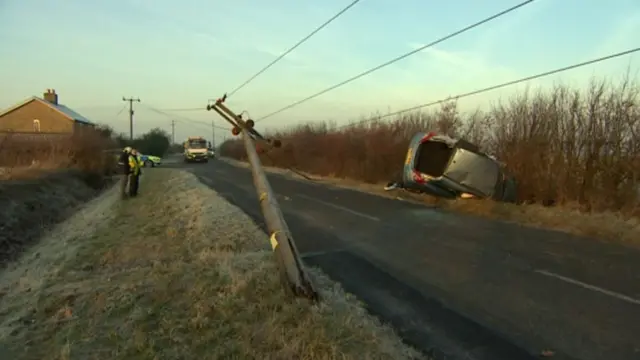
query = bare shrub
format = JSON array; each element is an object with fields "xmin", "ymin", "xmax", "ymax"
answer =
[
  {"xmin": 221, "ymin": 75, "xmax": 640, "ymax": 217},
  {"xmin": 0, "ymin": 128, "xmax": 116, "ymax": 181}
]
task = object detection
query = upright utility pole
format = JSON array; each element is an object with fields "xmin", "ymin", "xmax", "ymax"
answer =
[
  {"xmin": 211, "ymin": 121, "xmax": 216, "ymax": 149},
  {"xmin": 122, "ymin": 96, "xmax": 141, "ymax": 140},
  {"xmin": 171, "ymin": 120, "xmax": 176, "ymax": 144}
]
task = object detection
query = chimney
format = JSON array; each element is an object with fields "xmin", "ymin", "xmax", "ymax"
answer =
[{"xmin": 43, "ymin": 89, "xmax": 58, "ymax": 105}]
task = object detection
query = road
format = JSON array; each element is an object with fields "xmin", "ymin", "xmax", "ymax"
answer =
[{"xmin": 168, "ymin": 158, "xmax": 640, "ymax": 360}]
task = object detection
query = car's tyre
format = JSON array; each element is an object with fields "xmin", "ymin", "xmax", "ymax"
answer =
[{"xmin": 145, "ymin": 160, "xmax": 152, "ymax": 167}]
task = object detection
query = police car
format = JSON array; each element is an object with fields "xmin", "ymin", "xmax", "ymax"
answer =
[{"xmin": 139, "ymin": 154, "xmax": 162, "ymax": 167}]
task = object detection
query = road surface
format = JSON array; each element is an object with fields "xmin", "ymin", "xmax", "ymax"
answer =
[{"xmin": 167, "ymin": 158, "xmax": 640, "ymax": 360}]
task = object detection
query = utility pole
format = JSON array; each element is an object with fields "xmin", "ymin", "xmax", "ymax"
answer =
[
  {"xmin": 171, "ymin": 120, "xmax": 176, "ymax": 144},
  {"xmin": 206, "ymin": 99, "xmax": 316, "ymax": 300},
  {"xmin": 122, "ymin": 96, "xmax": 141, "ymax": 141},
  {"xmin": 211, "ymin": 121, "xmax": 216, "ymax": 149}
]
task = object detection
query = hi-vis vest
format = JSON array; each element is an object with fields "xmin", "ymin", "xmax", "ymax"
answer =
[{"xmin": 128, "ymin": 155, "xmax": 140, "ymax": 175}]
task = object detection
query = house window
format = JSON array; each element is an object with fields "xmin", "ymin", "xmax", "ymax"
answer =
[{"xmin": 33, "ymin": 119, "xmax": 41, "ymax": 132}]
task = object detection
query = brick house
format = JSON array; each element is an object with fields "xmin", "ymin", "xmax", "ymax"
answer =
[{"xmin": 0, "ymin": 89, "xmax": 94, "ymax": 134}]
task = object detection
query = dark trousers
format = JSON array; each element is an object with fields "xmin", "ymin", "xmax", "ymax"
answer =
[
  {"xmin": 120, "ymin": 174, "xmax": 131, "ymax": 199},
  {"xmin": 129, "ymin": 174, "xmax": 140, "ymax": 196}
]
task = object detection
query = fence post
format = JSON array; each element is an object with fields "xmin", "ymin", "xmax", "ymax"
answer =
[{"xmin": 207, "ymin": 99, "xmax": 319, "ymax": 301}]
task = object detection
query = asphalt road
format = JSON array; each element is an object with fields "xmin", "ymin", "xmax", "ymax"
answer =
[{"xmin": 168, "ymin": 158, "xmax": 640, "ymax": 360}]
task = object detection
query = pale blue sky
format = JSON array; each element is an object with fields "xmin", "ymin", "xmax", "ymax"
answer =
[{"xmin": 0, "ymin": 0, "xmax": 638, "ymax": 143}]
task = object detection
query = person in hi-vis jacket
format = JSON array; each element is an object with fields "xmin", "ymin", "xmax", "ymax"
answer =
[
  {"xmin": 128, "ymin": 148, "xmax": 142, "ymax": 197},
  {"xmin": 118, "ymin": 146, "xmax": 133, "ymax": 199}
]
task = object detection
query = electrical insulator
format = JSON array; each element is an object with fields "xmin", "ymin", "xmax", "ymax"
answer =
[
  {"xmin": 246, "ymin": 119, "xmax": 255, "ymax": 129},
  {"xmin": 231, "ymin": 127, "xmax": 241, "ymax": 136}
]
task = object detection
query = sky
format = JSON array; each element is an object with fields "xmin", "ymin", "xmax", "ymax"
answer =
[{"xmin": 0, "ymin": 0, "xmax": 638, "ymax": 144}]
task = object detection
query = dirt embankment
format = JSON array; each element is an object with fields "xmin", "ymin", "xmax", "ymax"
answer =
[
  {"xmin": 0, "ymin": 171, "xmax": 112, "ymax": 267},
  {"xmin": 0, "ymin": 168, "xmax": 425, "ymax": 360}
]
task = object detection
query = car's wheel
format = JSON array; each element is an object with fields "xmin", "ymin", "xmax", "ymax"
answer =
[{"xmin": 145, "ymin": 160, "xmax": 152, "ymax": 167}]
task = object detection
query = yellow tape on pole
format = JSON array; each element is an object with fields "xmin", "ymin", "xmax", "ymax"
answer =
[{"xmin": 269, "ymin": 231, "xmax": 279, "ymax": 250}]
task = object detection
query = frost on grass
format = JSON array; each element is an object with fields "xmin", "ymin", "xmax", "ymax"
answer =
[
  {"xmin": 0, "ymin": 168, "xmax": 425, "ymax": 360},
  {"xmin": 0, "ymin": 170, "xmax": 102, "ymax": 266}
]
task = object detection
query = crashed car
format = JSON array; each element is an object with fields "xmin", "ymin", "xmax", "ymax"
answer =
[{"xmin": 389, "ymin": 132, "xmax": 517, "ymax": 203}]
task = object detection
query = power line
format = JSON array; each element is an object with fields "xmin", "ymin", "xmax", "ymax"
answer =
[
  {"xmin": 142, "ymin": 104, "xmax": 231, "ymax": 131},
  {"xmin": 158, "ymin": 107, "xmax": 205, "ymax": 112},
  {"xmin": 145, "ymin": 48, "xmax": 638, "ymax": 137},
  {"xmin": 101, "ymin": 104, "xmax": 128, "ymax": 124},
  {"xmin": 173, "ymin": 118, "xmax": 219, "ymax": 131},
  {"xmin": 261, "ymin": 47, "xmax": 640, "ymax": 144},
  {"xmin": 175, "ymin": 117, "xmax": 229, "ymax": 130},
  {"xmin": 115, "ymin": 104, "xmax": 128, "ymax": 117},
  {"xmin": 148, "ymin": 105, "xmax": 227, "ymax": 146},
  {"xmin": 178, "ymin": 118, "xmax": 231, "ymax": 131},
  {"xmin": 322, "ymin": 47, "xmax": 640, "ymax": 131},
  {"xmin": 171, "ymin": 119, "xmax": 221, "ymax": 149},
  {"xmin": 256, "ymin": 0, "xmax": 537, "ymax": 122},
  {"xmin": 226, "ymin": 0, "xmax": 363, "ymax": 99}
]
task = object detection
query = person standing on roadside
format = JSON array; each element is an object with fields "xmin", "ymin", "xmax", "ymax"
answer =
[
  {"xmin": 128, "ymin": 148, "xmax": 142, "ymax": 197},
  {"xmin": 118, "ymin": 146, "xmax": 133, "ymax": 199}
]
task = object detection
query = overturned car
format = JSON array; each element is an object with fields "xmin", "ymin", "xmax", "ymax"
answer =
[{"xmin": 389, "ymin": 132, "xmax": 517, "ymax": 203}]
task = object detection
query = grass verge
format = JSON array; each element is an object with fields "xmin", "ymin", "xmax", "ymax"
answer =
[{"xmin": 0, "ymin": 168, "xmax": 425, "ymax": 360}]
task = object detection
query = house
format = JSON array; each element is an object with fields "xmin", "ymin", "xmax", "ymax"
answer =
[{"xmin": 0, "ymin": 89, "xmax": 94, "ymax": 134}]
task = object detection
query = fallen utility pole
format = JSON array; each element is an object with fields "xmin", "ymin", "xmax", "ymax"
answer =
[{"xmin": 206, "ymin": 96, "xmax": 318, "ymax": 301}]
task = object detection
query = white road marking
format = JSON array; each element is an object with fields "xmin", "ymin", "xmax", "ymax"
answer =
[
  {"xmin": 218, "ymin": 162, "xmax": 640, "ymax": 307},
  {"xmin": 535, "ymin": 269, "xmax": 640, "ymax": 306},
  {"xmin": 296, "ymin": 194, "xmax": 380, "ymax": 222}
]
